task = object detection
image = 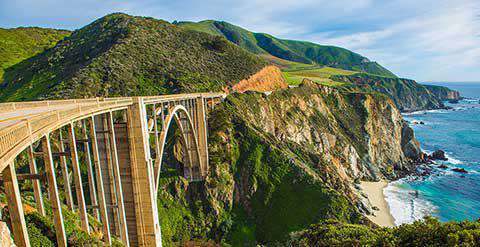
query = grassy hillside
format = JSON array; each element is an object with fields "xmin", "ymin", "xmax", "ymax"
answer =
[
  {"xmin": 0, "ymin": 27, "xmax": 70, "ymax": 80},
  {"xmin": 283, "ymin": 66, "xmax": 356, "ymax": 86},
  {"xmin": 177, "ymin": 20, "xmax": 396, "ymax": 77},
  {"xmin": 0, "ymin": 14, "xmax": 267, "ymax": 101}
]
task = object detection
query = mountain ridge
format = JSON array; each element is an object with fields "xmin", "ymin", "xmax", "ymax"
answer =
[{"xmin": 177, "ymin": 20, "xmax": 396, "ymax": 77}]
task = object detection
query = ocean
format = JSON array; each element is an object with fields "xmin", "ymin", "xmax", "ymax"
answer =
[{"xmin": 385, "ymin": 82, "xmax": 480, "ymax": 225}]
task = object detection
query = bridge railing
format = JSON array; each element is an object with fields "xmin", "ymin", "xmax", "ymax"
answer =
[
  {"xmin": 0, "ymin": 98, "xmax": 134, "ymax": 171},
  {"xmin": 0, "ymin": 93, "xmax": 226, "ymax": 172},
  {"xmin": 0, "ymin": 92, "xmax": 226, "ymax": 112}
]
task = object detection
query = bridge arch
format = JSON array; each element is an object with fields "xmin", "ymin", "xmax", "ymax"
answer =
[{"xmin": 153, "ymin": 104, "xmax": 203, "ymax": 194}]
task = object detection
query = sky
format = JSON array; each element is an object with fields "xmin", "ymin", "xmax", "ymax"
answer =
[{"xmin": 1, "ymin": 0, "xmax": 479, "ymax": 82}]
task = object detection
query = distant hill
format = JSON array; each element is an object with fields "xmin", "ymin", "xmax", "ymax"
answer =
[
  {"xmin": 331, "ymin": 73, "xmax": 461, "ymax": 112},
  {"xmin": 177, "ymin": 20, "xmax": 396, "ymax": 77},
  {"xmin": 0, "ymin": 14, "xmax": 268, "ymax": 101},
  {"xmin": 0, "ymin": 27, "xmax": 70, "ymax": 80}
]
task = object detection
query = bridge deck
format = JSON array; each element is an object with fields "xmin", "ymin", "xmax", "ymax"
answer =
[{"xmin": 0, "ymin": 93, "xmax": 225, "ymax": 172}]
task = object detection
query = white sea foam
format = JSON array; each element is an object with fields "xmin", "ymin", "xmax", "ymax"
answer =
[
  {"xmin": 463, "ymin": 98, "xmax": 479, "ymax": 103},
  {"xmin": 444, "ymin": 153, "xmax": 463, "ymax": 165},
  {"xmin": 403, "ymin": 109, "xmax": 449, "ymax": 116},
  {"xmin": 384, "ymin": 180, "xmax": 437, "ymax": 225},
  {"xmin": 422, "ymin": 149, "xmax": 464, "ymax": 165}
]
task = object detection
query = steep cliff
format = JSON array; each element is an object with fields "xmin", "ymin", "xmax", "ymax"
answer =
[
  {"xmin": 424, "ymin": 84, "xmax": 461, "ymax": 100},
  {"xmin": 156, "ymin": 81, "xmax": 422, "ymax": 245},
  {"xmin": 332, "ymin": 73, "xmax": 446, "ymax": 111}
]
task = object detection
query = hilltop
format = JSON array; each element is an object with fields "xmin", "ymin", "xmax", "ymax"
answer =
[
  {"xmin": 177, "ymin": 20, "xmax": 396, "ymax": 77},
  {"xmin": 0, "ymin": 13, "xmax": 277, "ymax": 101}
]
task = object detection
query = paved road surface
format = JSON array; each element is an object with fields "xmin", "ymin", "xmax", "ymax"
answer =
[{"xmin": 0, "ymin": 104, "xmax": 83, "ymax": 129}]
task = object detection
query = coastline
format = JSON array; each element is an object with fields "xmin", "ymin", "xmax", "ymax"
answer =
[{"xmin": 360, "ymin": 180, "xmax": 395, "ymax": 227}]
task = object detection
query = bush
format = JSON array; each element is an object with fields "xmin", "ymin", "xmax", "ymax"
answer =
[{"xmin": 289, "ymin": 217, "xmax": 480, "ymax": 246}]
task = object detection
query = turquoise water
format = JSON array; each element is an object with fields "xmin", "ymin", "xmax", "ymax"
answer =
[{"xmin": 385, "ymin": 82, "xmax": 480, "ymax": 225}]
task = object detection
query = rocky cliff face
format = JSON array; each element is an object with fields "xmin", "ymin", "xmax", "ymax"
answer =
[
  {"xmin": 332, "ymin": 74, "xmax": 446, "ymax": 112},
  {"xmin": 194, "ymin": 80, "xmax": 422, "ymax": 244},
  {"xmin": 217, "ymin": 80, "xmax": 420, "ymax": 182},
  {"xmin": 424, "ymin": 84, "xmax": 461, "ymax": 100}
]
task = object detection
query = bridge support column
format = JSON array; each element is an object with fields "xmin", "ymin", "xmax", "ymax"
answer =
[
  {"xmin": 87, "ymin": 117, "xmax": 112, "ymax": 245},
  {"xmin": 81, "ymin": 120, "xmax": 100, "ymax": 220},
  {"xmin": 106, "ymin": 112, "xmax": 130, "ymax": 247},
  {"xmin": 66, "ymin": 123, "xmax": 89, "ymax": 233},
  {"xmin": 127, "ymin": 97, "xmax": 162, "ymax": 247},
  {"xmin": 27, "ymin": 145, "xmax": 45, "ymax": 216},
  {"xmin": 195, "ymin": 97, "xmax": 209, "ymax": 177},
  {"xmin": 2, "ymin": 162, "xmax": 30, "ymax": 247},
  {"xmin": 96, "ymin": 114, "xmax": 119, "ymax": 237},
  {"xmin": 58, "ymin": 131, "xmax": 74, "ymax": 211},
  {"xmin": 42, "ymin": 135, "xmax": 67, "ymax": 247}
]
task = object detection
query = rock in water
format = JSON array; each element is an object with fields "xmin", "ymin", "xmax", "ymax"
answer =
[
  {"xmin": 452, "ymin": 168, "xmax": 468, "ymax": 174},
  {"xmin": 429, "ymin": 150, "xmax": 448, "ymax": 161}
]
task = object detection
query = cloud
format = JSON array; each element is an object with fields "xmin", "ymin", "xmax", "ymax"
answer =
[{"xmin": 0, "ymin": 0, "xmax": 479, "ymax": 81}]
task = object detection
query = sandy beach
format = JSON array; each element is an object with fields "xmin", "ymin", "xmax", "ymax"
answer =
[{"xmin": 360, "ymin": 181, "xmax": 395, "ymax": 227}]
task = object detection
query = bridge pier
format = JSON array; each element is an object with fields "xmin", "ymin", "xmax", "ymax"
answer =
[
  {"xmin": 2, "ymin": 162, "xmax": 30, "ymax": 247},
  {"xmin": 81, "ymin": 120, "xmax": 100, "ymax": 220},
  {"xmin": 115, "ymin": 119, "xmax": 139, "ymax": 246},
  {"xmin": 41, "ymin": 134, "xmax": 68, "ymax": 247},
  {"xmin": 126, "ymin": 97, "xmax": 162, "ymax": 246},
  {"xmin": 195, "ymin": 97, "xmax": 209, "ymax": 177},
  {"xmin": 87, "ymin": 116, "xmax": 112, "ymax": 245},
  {"xmin": 106, "ymin": 112, "xmax": 130, "ymax": 246},
  {"xmin": 66, "ymin": 123, "xmax": 90, "ymax": 233}
]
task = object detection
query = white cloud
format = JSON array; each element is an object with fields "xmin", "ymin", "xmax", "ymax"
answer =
[{"xmin": 297, "ymin": 0, "xmax": 480, "ymax": 81}]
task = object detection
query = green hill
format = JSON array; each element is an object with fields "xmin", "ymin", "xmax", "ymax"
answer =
[
  {"xmin": 0, "ymin": 27, "xmax": 70, "ymax": 80},
  {"xmin": 177, "ymin": 20, "xmax": 396, "ymax": 77},
  {"xmin": 0, "ymin": 13, "xmax": 267, "ymax": 101}
]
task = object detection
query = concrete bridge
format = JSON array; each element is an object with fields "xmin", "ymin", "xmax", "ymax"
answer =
[{"xmin": 0, "ymin": 92, "xmax": 226, "ymax": 246}]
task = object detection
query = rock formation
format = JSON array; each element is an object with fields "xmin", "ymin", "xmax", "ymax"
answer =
[{"xmin": 231, "ymin": 65, "xmax": 288, "ymax": 93}]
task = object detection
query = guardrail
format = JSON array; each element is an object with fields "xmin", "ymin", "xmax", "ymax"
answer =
[
  {"xmin": 0, "ymin": 98, "xmax": 134, "ymax": 171},
  {"xmin": 0, "ymin": 93, "xmax": 226, "ymax": 173}
]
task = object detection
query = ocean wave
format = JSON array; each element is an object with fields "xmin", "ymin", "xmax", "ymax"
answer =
[
  {"xmin": 462, "ymin": 98, "xmax": 479, "ymax": 103},
  {"xmin": 444, "ymin": 153, "xmax": 463, "ymax": 165},
  {"xmin": 402, "ymin": 109, "xmax": 449, "ymax": 116},
  {"xmin": 422, "ymin": 149, "xmax": 464, "ymax": 165},
  {"xmin": 384, "ymin": 181, "xmax": 437, "ymax": 225}
]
